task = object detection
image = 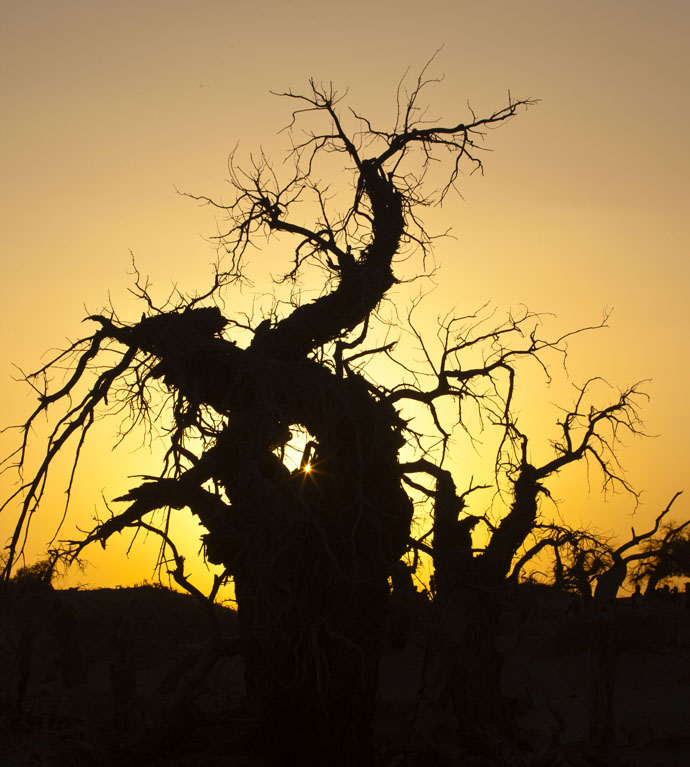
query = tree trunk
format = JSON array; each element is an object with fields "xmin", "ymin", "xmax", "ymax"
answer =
[
  {"xmin": 588, "ymin": 559, "xmax": 626, "ymax": 751},
  {"xmin": 210, "ymin": 371, "xmax": 412, "ymax": 764},
  {"xmin": 455, "ymin": 589, "xmax": 507, "ymax": 745},
  {"xmin": 232, "ymin": 480, "xmax": 406, "ymax": 764},
  {"xmin": 588, "ymin": 611, "xmax": 619, "ymax": 750},
  {"xmin": 414, "ymin": 586, "xmax": 511, "ymax": 757},
  {"xmin": 237, "ymin": 569, "xmax": 386, "ymax": 765},
  {"xmin": 424, "ymin": 473, "xmax": 514, "ymax": 756}
]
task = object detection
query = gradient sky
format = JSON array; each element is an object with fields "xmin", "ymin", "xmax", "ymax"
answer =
[{"xmin": 1, "ymin": 0, "xmax": 688, "ymax": 589}]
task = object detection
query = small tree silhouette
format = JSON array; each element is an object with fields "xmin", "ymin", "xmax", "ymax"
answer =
[
  {"xmin": 10, "ymin": 550, "xmax": 61, "ymax": 588},
  {"xmin": 630, "ymin": 517, "xmax": 690, "ymax": 595}
]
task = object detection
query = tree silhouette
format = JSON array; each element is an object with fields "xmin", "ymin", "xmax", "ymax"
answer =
[
  {"xmin": 0, "ymin": 70, "xmax": 540, "ymax": 763},
  {"xmin": 404, "ymin": 378, "xmax": 648, "ymax": 753},
  {"xmin": 630, "ymin": 514, "xmax": 690, "ymax": 595},
  {"xmin": 512, "ymin": 492, "xmax": 686, "ymax": 752},
  {"xmin": 584, "ymin": 493, "xmax": 685, "ymax": 750},
  {"xmin": 3, "ymin": 70, "xmax": 676, "ymax": 763}
]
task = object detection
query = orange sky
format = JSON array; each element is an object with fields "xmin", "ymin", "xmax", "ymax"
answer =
[{"xmin": 1, "ymin": 1, "xmax": 688, "ymax": 590}]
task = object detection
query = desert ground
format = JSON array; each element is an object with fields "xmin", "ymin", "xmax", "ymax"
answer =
[{"xmin": 2, "ymin": 580, "xmax": 688, "ymax": 766}]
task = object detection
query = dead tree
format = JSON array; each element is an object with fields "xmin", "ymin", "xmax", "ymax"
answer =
[
  {"xmin": 0, "ymin": 71, "xmax": 536, "ymax": 764},
  {"xmin": 404, "ymin": 378, "xmax": 648, "ymax": 755},
  {"xmin": 591, "ymin": 491, "xmax": 684, "ymax": 607},
  {"xmin": 509, "ymin": 524, "xmax": 613, "ymax": 604},
  {"xmin": 509, "ymin": 491, "xmax": 687, "ymax": 753},
  {"xmin": 587, "ymin": 492, "xmax": 685, "ymax": 751},
  {"xmin": 630, "ymin": 516, "xmax": 690, "ymax": 595}
]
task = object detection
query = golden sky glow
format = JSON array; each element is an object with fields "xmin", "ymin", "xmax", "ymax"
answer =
[{"xmin": 1, "ymin": 1, "xmax": 689, "ymax": 589}]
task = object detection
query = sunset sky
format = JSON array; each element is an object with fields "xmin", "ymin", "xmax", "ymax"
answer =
[{"xmin": 1, "ymin": 1, "xmax": 688, "ymax": 590}]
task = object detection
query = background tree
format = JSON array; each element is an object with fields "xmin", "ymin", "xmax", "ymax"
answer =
[
  {"xmin": 584, "ymin": 493, "xmax": 685, "ymax": 750},
  {"xmin": 589, "ymin": 492, "xmax": 684, "ymax": 606},
  {"xmin": 513, "ymin": 492, "xmax": 686, "ymax": 752},
  {"xmin": 510, "ymin": 525, "xmax": 613, "ymax": 601},
  {"xmin": 403, "ymin": 377, "xmax": 647, "ymax": 753},
  {"xmin": 630, "ymin": 516, "xmax": 690, "ymax": 595}
]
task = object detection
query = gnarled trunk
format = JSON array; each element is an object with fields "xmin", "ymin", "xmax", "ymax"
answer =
[
  {"xmin": 422, "ymin": 468, "xmax": 540, "ymax": 756},
  {"xmin": 219, "ymin": 377, "xmax": 412, "ymax": 763}
]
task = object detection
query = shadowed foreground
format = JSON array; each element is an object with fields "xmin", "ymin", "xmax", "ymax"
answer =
[{"xmin": 2, "ymin": 582, "xmax": 689, "ymax": 766}]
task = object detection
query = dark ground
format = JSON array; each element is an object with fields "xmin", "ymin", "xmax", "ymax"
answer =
[{"xmin": 1, "ymin": 581, "xmax": 688, "ymax": 766}]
